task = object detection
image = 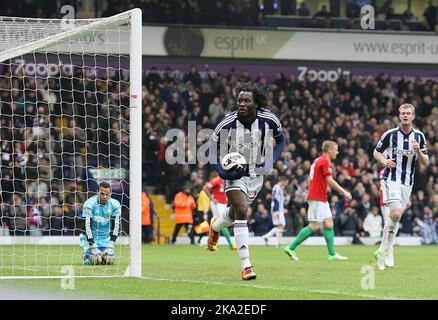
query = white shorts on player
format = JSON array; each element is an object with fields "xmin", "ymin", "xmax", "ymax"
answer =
[
  {"xmin": 210, "ymin": 201, "xmax": 227, "ymax": 219},
  {"xmin": 381, "ymin": 180, "xmax": 412, "ymax": 211},
  {"xmin": 224, "ymin": 176, "xmax": 263, "ymax": 206},
  {"xmin": 307, "ymin": 200, "xmax": 332, "ymax": 222},
  {"xmin": 272, "ymin": 211, "xmax": 286, "ymax": 226}
]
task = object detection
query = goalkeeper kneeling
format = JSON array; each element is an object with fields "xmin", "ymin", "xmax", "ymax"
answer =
[{"xmin": 79, "ymin": 182, "xmax": 121, "ymax": 265}]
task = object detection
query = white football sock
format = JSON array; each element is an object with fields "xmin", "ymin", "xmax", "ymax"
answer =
[
  {"xmin": 263, "ymin": 227, "xmax": 279, "ymax": 239},
  {"xmin": 212, "ymin": 207, "xmax": 234, "ymax": 232},
  {"xmin": 379, "ymin": 219, "xmax": 396, "ymax": 253},
  {"xmin": 275, "ymin": 230, "xmax": 283, "ymax": 246},
  {"xmin": 234, "ymin": 220, "xmax": 252, "ymax": 269},
  {"xmin": 387, "ymin": 220, "xmax": 399, "ymax": 249}
]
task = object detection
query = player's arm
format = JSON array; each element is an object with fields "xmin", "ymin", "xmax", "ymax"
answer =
[
  {"xmin": 269, "ymin": 115, "xmax": 286, "ymax": 164},
  {"xmin": 82, "ymin": 202, "xmax": 101, "ymax": 255},
  {"xmin": 374, "ymin": 130, "xmax": 395, "ymax": 168},
  {"xmin": 109, "ymin": 206, "xmax": 121, "ymax": 244},
  {"xmin": 412, "ymin": 137, "xmax": 429, "ymax": 166},
  {"xmin": 326, "ymin": 176, "xmax": 352, "ymax": 200},
  {"xmin": 373, "ymin": 149, "xmax": 396, "ymax": 168},
  {"xmin": 83, "ymin": 204, "xmax": 96, "ymax": 246},
  {"xmin": 209, "ymin": 122, "xmax": 245, "ymax": 180},
  {"xmin": 272, "ymin": 131, "xmax": 286, "ymax": 163},
  {"xmin": 203, "ymin": 181, "xmax": 213, "ymax": 200}
]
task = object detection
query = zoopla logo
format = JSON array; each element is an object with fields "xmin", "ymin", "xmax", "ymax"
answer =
[{"xmin": 297, "ymin": 66, "xmax": 351, "ymax": 82}]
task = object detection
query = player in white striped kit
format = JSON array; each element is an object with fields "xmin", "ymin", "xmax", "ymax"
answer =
[
  {"xmin": 208, "ymin": 82, "xmax": 285, "ymax": 280},
  {"xmin": 262, "ymin": 175, "xmax": 288, "ymax": 247},
  {"xmin": 373, "ymin": 103, "xmax": 429, "ymax": 270}
]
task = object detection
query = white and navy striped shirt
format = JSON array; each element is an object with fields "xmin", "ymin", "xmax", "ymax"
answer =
[
  {"xmin": 375, "ymin": 126, "xmax": 428, "ymax": 186},
  {"xmin": 211, "ymin": 108, "xmax": 283, "ymax": 177},
  {"xmin": 271, "ymin": 183, "xmax": 285, "ymax": 215}
]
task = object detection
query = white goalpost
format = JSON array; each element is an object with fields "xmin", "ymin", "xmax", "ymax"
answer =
[{"xmin": 0, "ymin": 9, "xmax": 142, "ymax": 278}]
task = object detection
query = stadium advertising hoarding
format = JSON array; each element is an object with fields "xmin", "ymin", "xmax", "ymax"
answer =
[
  {"xmin": 2, "ymin": 26, "xmax": 435, "ymax": 64},
  {"xmin": 9, "ymin": 54, "xmax": 437, "ymax": 83},
  {"xmin": 143, "ymin": 59, "xmax": 438, "ymax": 83},
  {"xmin": 10, "ymin": 54, "xmax": 437, "ymax": 83},
  {"xmin": 153, "ymin": 26, "xmax": 437, "ymax": 64}
]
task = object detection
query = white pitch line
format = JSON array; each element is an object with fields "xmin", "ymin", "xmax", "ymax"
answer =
[{"xmin": 140, "ymin": 276, "xmax": 407, "ymax": 300}]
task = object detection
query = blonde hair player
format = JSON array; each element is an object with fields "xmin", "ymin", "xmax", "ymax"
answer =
[
  {"xmin": 373, "ymin": 103, "xmax": 429, "ymax": 270},
  {"xmin": 284, "ymin": 140, "xmax": 352, "ymax": 261}
]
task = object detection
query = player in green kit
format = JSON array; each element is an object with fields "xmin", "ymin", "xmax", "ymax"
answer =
[{"xmin": 79, "ymin": 181, "xmax": 121, "ymax": 265}]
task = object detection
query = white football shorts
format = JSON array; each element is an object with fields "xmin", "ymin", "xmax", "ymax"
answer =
[
  {"xmin": 224, "ymin": 176, "xmax": 263, "ymax": 206},
  {"xmin": 307, "ymin": 200, "xmax": 332, "ymax": 222},
  {"xmin": 381, "ymin": 179, "xmax": 412, "ymax": 211},
  {"xmin": 271, "ymin": 211, "xmax": 286, "ymax": 226}
]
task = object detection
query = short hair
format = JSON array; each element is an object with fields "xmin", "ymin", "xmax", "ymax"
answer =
[
  {"xmin": 99, "ymin": 181, "xmax": 111, "ymax": 190},
  {"xmin": 399, "ymin": 103, "xmax": 415, "ymax": 115},
  {"xmin": 322, "ymin": 140, "xmax": 337, "ymax": 152},
  {"xmin": 278, "ymin": 175, "xmax": 288, "ymax": 181},
  {"xmin": 234, "ymin": 81, "xmax": 267, "ymax": 109}
]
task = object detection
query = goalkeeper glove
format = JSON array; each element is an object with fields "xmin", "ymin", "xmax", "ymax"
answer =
[
  {"xmin": 102, "ymin": 241, "xmax": 115, "ymax": 256},
  {"xmin": 90, "ymin": 243, "xmax": 101, "ymax": 256}
]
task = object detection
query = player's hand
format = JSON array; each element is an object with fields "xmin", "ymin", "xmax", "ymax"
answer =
[
  {"xmin": 384, "ymin": 159, "xmax": 396, "ymax": 168},
  {"xmin": 343, "ymin": 191, "xmax": 352, "ymax": 200},
  {"xmin": 102, "ymin": 241, "xmax": 115, "ymax": 256},
  {"xmin": 411, "ymin": 140, "xmax": 420, "ymax": 153},
  {"xmin": 107, "ymin": 241, "xmax": 115, "ymax": 256},
  {"xmin": 219, "ymin": 165, "xmax": 246, "ymax": 180},
  {"xmin": 230, "ymin": 163, "xmax": 246, "ymax": 174},
  {"xmin": 90, "ymin": 243, "xmax": 101, "ymax": 256}
]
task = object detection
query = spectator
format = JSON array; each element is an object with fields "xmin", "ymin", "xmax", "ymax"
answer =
[
  {"xmin": 249, "ymin": 204, "xmax": 273, "ymax": 236},
  {"xmin": 171, "ymin": 185, "xmax": 196, "ymax": 244},
  {"xmin": 417, "ymin": 207, "xmax": 438, "ymax": 244},
  {"xmin": 183, "ymin": 65, "xmax": 202, "ymax": 89},
  {"xmin": 346, "ymin": 0, "xmax": 361, "ymax": 19},
  {"xmin": 423, "ymin": 1, "xmax": 437, "ymax": 31},
  {"xmin": 297, "ymin": 1, "xmax": 310, "ymax": 16},
  {"xmin": 363, "ymin": 206, "xmax": 383, "ymax": 237},
  {"xmin": 145, "ymin": 67, "xmax": 163, "ymax": 92},
  {"xmin": 142, "ymin": 191, "xmax": 155, "ymax": 244},
  {"xmin": 314, "ymin": 5, "xmax": 330, "ymax": 18},
  {"xmin": 385, "ymin": 7, "xmax": 397, "ymax": 20},
  {"xmin": 399, "ymin": 207, "xmax": 417, "ymax": 236},
  {"xmin": 208, "ymin": 96, "xmax": 225, "ymax": 125},
  {"xmin": 337, "ymin": 203, "xmax": 362, "ymax": 244},
  {"xmin": 5, "ymin": 195, "xmax": 27, "ymax": 236},
  {"xmin": 402, "ymin": 8, "xmax": 414, "ymax": 21}
]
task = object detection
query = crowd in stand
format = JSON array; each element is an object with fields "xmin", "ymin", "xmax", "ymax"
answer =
[
  {"xmin": 0, "ymin": 1, "xmax": 436, "ymax": 32},
  {"xmin": 0, "ymin": 62, "xmax": 130, "ymax": 236},
  {"xmin": 143, "ymin": 64, "xmax": 438, "ymax": 241},
  {"xmin": 0, "ymin": 57, "xmax": 436, "ymax": 242}
]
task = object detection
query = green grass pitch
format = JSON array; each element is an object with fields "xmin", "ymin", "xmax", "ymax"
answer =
[{"xmin": 0, "ymin": 244, "xmax": 437, "ymax": 299}]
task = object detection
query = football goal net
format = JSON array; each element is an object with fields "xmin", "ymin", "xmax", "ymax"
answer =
[{"xmin": 0, "ymin": 9, "xmax": 142, "ymax": 278}]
